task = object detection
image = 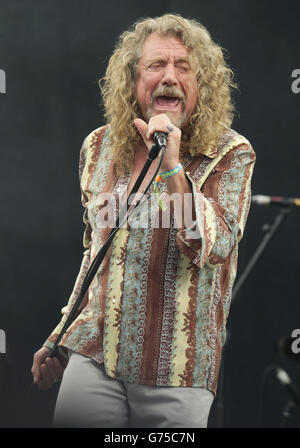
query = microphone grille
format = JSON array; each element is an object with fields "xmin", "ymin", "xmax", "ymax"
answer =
[{"xmin": 252, "ymin": 195, "xmax": 270, "ymax": 205}]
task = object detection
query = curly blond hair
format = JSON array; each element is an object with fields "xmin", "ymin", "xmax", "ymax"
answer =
[{"xmin": 99, "ymin": 14, "xmax": 237, "ymax": 176}]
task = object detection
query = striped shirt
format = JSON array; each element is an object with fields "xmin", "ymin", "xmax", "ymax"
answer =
[{"xmin": 44, "ymin": 125, "xmax": 255, "ymax": 394}]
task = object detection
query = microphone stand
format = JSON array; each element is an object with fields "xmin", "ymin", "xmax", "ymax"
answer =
[
  {"xmin": 280, "ymin": 399, "xmax": 296, "ymax": 428},
  {"xmin": 214, "ymin": 206, "xmax": 292, "ymax": 428},
  {"xmin": 231, "ymin": 206, "xmax": 292, "ymax": 304},
  {"xmin": 48, "ymin": 139, "xmax": 165, "ymax": 360}
]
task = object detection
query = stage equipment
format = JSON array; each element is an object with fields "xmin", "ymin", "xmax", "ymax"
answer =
[{"xmin": 215, "ymin": 202, "xmax": 294, "ymax": 427}]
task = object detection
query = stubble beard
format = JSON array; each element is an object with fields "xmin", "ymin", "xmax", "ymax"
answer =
[{"xmin": 145, "ymin": 106, "xmax": 187, "ymax": 129}]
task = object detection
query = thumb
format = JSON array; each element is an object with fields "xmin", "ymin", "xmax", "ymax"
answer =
[{"xmin": 134, "ymin": 118, "xmax": 152, "ymax": 147}]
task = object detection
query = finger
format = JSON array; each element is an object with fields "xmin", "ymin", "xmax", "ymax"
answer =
[
  {"xmin": 44, "ymin": 357, "xmax": 58, "ymax": 380},
  {"xmin": 32, "ymin": 347, "xmax": 52, "ymax": 385},
  {"xmin": 31, "ymin": 363, "xmax": 41, "ymax": 385},
  {"xmin": 31, "ymin": 361, "xmax": 38, "ymax": 381},
  {"xmin": 39, "ymin": 363, "xmax": 54, "ymax": 389},
  {"xmin": 32, "ymin": 357, "xmax": 43, "ymax": 384},
  {"xmin": 37, "ymin": 377, "xmax": 53, "ymax": 391},
  {"xmin": 134, "ymin": 118, "xmax": 150, "ymax": 144},
  {"xmin": 147, "ymin": 117, "xmax": 178, "ymax": 140},
  {"xmin": 53, "ymin": 357, "xmax": 65, "ymax": 378}
]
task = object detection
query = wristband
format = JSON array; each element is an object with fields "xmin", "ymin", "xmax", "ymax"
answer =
[
  {"xmin": 153, "ymin": 163, "xmax": 183, "ymax": 211},
  {"xmin": 160, "ymin": 163, "xmax": 183, "ymax": 180}
]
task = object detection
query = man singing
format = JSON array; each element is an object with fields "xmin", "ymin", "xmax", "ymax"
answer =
[{"xmin": 31, "ymin": 13, "xmax": 255, "ymax": 428}]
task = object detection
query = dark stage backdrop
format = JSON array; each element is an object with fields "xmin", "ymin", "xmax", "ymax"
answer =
[{"xmin": 0, "ymin": 0, "xmax": 299, "ymax": 428}]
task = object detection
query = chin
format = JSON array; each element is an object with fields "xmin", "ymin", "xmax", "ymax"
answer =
[{"xmin": 146, "ymin": 108, "xmax": 186, "ymax": 129}]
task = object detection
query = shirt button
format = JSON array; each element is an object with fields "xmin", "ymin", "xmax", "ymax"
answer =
[{"xmin": 112, "ymin": 298, "xmax": 116, "ymax": 304}]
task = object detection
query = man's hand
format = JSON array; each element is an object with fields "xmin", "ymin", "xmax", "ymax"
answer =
[
  {"xmin": 31, "ymin": 346, "xmax": 67, "ymax": 390},
  {"xmin": 134, "ymin": 113, "xmax": 195, "ymax": 229},
  {"xmin": 134, "ymin": 114, "xmax": 181, "ymax": 171}
]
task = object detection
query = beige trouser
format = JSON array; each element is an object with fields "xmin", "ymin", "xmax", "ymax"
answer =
[{"xmin": 53, "ymin": 351, "xmax": 214, "ymax": 428}]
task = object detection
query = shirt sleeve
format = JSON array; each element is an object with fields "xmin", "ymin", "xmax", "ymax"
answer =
[
  {"xmin": 176, "ymin": 142, "xmax": 256, "ymax": 269},
  {"xmin": 43, "ymin": 137, "xmax": 92, "ymax": 350}
]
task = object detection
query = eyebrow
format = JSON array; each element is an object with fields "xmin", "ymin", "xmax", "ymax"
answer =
[{"xmin": 144, "ymin": 56, "xmax": 191, "ymax": 66}]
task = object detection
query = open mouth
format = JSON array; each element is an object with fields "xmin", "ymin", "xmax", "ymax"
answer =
[{"xmin": 154, "ymin": 96, "xmax": 181, "ymax": 108}]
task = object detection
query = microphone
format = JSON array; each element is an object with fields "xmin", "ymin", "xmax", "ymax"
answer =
[
  {"xmin": 274, "ymin": 366, "xmax": 300, "ymax": 407},
  {"xmin": 148, "ymin": 131, "xmax": 168, "ymax": 160},
  {"xmin": 153, "ymin": 131, "xmax": 168, "ymax": 149},
  {"xmin": 252, "ymin": 195, "xmax": 300, "ymax": 208}
]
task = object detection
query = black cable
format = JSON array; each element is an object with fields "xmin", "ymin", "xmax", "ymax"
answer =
[
  {"xmin": 79, "ymin": 143, "xmax": 165, "ymax": 295},
  {"xmin": 30, "ymin": 140, "xmax": 166, "ymax": 394},
  {"xmin": 27, "ymin": 145, "xmax": 166, "ymax": 404}
]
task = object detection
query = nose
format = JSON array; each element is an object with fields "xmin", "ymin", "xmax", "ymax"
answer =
[{"xmin": 161, "ymin": 63, "xmax": 178, "ymax": 86}]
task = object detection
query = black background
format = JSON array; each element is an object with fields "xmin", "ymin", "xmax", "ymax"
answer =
[{"xmin": 0, "ymin": 0, "xmax": 300, "ymax": 428}]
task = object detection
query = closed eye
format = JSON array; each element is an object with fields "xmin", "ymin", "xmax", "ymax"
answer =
[
  {"xmin": 148, "ymin": 61, "xmax": 164, "ymax": 70},
  {"xmin": 176, "ymin": 64, "xmax": 190, "ymax": 73}
]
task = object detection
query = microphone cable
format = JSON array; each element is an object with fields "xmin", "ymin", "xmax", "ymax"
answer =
[{"xmin": 28, "ymin": 139, "xmax": 167, "ymax": 397}]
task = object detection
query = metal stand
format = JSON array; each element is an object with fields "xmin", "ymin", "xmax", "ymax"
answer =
[
  {"xmin": 214, "ymin": 206, "xmax": 292, "ymax": 427},
  {"xmin": 231, "ymin": 206, "xmax": 292, "ymax": 304},
  {"xmin": 280, "ymin": 399, "xmax": 296, "ymax": 428}
]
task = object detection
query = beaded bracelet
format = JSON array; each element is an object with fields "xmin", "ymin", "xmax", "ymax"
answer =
[
  {"xmin": 154, "ymin": 163, "xmax": 183, "ymax": 210},
  {"xmin": 160, "ymin": 163, "xmax": 183, "ymax": 180},
  {"xmin": 154, "ymin": 163, "xmax": 183, "ymax": 188}
]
